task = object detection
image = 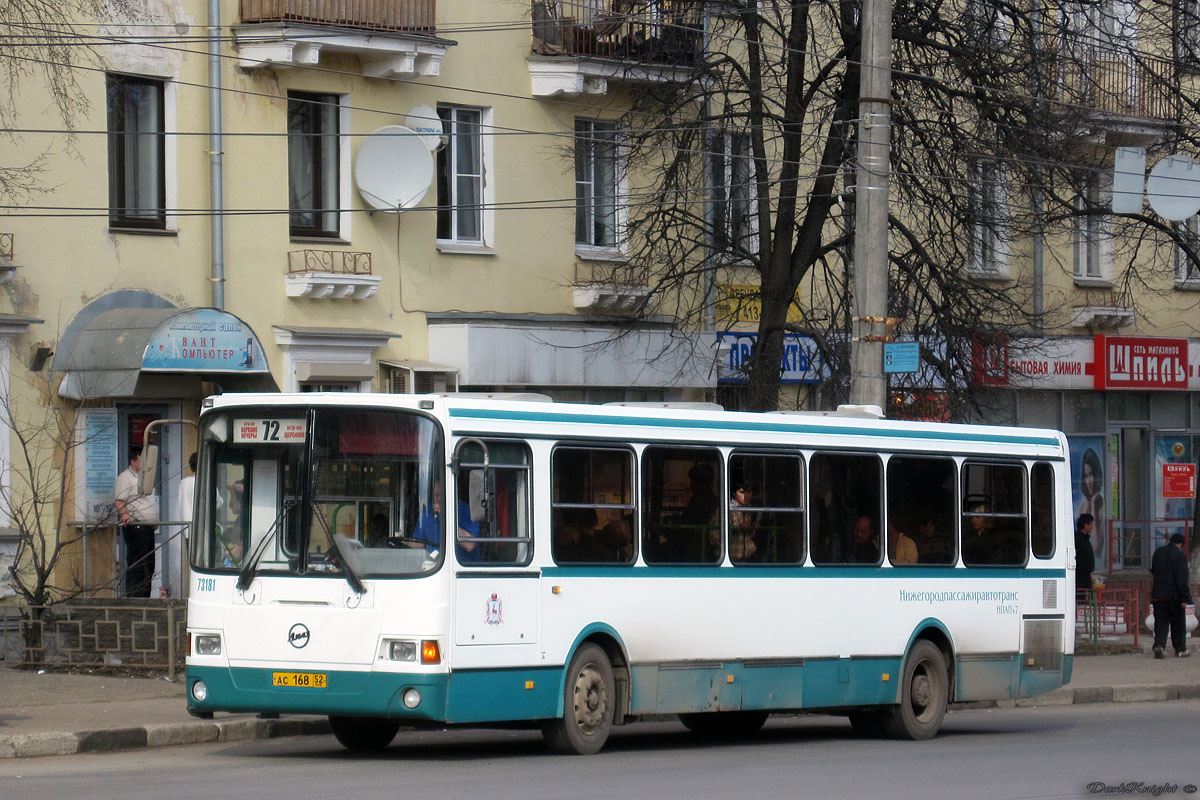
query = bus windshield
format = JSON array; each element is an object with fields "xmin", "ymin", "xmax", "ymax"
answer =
[{"xmin": 193, "ymin": 406, "xmax": 445, "ymax": 578}]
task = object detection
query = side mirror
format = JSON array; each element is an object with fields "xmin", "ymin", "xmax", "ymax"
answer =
[
  {"xmin": 468, "ymin": 469, "xmax": 492, "ymax": 524},
  {"xmin": 138, "ymin": 444, "xmax": 159, "ymax": 495}
]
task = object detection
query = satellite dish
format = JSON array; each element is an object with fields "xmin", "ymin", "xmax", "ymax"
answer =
[
  {"xmin": 1147, "ymin": 154, "xmax": 1200, "ymax": 221},
  {"xmin": 404, "ymin": 105, "xmax": 446, "ymax": 152},
  {"xmin": 354, "ymin": 125, "xmax": 434, "ymax": 212}
]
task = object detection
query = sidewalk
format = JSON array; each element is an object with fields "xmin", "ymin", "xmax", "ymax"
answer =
[{"xmin": 1, "ymin": 649, "xmax": 1198, "ymax": 758}]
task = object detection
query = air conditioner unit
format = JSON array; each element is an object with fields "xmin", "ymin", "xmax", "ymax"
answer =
[{"xmin": 382, "ymin": 361, "xmax": 459, "ymax": 394}]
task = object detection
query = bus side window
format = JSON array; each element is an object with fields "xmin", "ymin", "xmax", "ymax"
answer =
[
  {"xmin": 641, "ymin": 446, "xmax": 722, "ymax": 565},
  {"xmin": 551, "ymin": 446, "xmax": 635, "ymax": 565},
  {"xmin": 728, "ymin": 452, "xmax": 805, "ymax": 565},
  {"xmin": 1031, "ymin": 462, "xmax": 1055, "ymax": 558},
  {"xmin": 809, "ymin": 452, "xmax": 882, "ymax": 566},
  {"xmin": 887, "ymin": 456, "xmax": 955, "ymax": 566},
  {"xmin": 962, "ymin": 463, "xmax": 1028, "ymax": 566}
]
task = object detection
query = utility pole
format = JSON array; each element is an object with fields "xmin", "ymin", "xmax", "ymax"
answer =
[{"xmin": 849, "ymin": 0, "xmax": 893, "ymax": 408}]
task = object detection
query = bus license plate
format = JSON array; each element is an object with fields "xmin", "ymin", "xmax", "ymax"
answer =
[{"xmin": 272, "ymin": 671, "xmax": 327, "ymax": 689}]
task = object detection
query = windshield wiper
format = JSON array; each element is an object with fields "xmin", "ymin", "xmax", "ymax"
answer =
[
  {"xmin": 310, "ymin": 505, "xmax": 366, "ymax": 595},
  {"xmin": 236, "ymin": 497, "xmax": 297, "ymax": 592}
]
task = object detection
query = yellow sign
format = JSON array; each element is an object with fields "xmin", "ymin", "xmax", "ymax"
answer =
[{"xmin": 715, "ymin": 283, "xmax": 804, "ymax": 324}]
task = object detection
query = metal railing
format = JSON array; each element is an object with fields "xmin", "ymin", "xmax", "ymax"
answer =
[
  {"xmin": 531, "ymin": 0, "xmax": 702, "ymax": 66},
  {"xmin": 1106, "ymin": 519, "xmax": 1192, "ymax": 572},
  {"xmin": 0, "ymin": 601, "xmax": 186, "ymax": 678},
  {"xmin": 239, "ymin": 0, "xmax": 436, "ymax": 33},
  {"xmin": 288, "ymin": 249, "xmax": 373, "ymax": 274},
  {"xmin": 1076, "ymin": 585, "xmax": 1140, "ymax": 652},
  {"xmin": 1047, "ymin": 43, "xmax": 1177, "ymax": 122}
]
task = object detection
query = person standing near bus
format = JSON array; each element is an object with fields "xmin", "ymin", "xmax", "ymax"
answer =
[
  {"xmin": 1150, "ymin": 532, "xmax": 1193, "ymax": 659},
  {"xmin": 1074, "ymin": 513, "xmax": 1095, "ymax": 594},
  {"xmin": 115, "ymin": 448, "xmax": 158, "ymax": 597}
]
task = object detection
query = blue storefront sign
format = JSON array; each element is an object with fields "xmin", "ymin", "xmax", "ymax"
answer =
[
  {"xmin": 717, "ymin": 332, "xmax": 822, "ymax": 384},
  {"xmin": 141, "ymin": 309, "xmax": 267, "ymax": 373}
]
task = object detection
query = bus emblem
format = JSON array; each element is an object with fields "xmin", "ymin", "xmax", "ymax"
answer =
[
  {"xmin": 485, "ymin": 593, "xmax": 503, "ymax": 626},
  {"xmin": 288, "ymin": 623, "xmax": 311, "ymax": 648}
]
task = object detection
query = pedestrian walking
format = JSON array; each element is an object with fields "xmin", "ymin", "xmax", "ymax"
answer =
[{"xmin": 1150, "ymin": 532, "xmax": 1192, "ymax": 659}]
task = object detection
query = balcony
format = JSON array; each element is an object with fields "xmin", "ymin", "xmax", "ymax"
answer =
[
  {"xmin": 1070, "ymin": 287, "xmax": 1134, "ymax": 329},
  {"xmin": 286, "ymin": 249, "xmax": 380, "ymax": 299},
  {"xmin": 1048, "ymin": 43, "xmax": 1178, "ymax": 143},
  {"xmin": 233, "ymin": 0, "xmax": 454, "ymax": 77},
  {"xmin": 572, "ymin": 262, "xmax": 650, "ymax": 312},
  {"xmin": 528, "ymin": 0, "xmax": 701, "ymax": 97}
]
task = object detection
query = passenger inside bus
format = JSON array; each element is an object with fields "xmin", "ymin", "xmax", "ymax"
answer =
[
  {"xmin": 553, "ymin": 507, "xmax": 632, "ymax": 563},
  {"xmin": 849, "ymin": 515, "xmax": 880, "ymax": 563}
]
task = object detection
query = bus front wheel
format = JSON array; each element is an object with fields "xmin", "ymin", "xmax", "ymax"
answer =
[
  {"xmin": 541, "ymin": 643, "xmax": 614, "ymax": 755},
  {"xmin": 328, "ymin": 715, "xmax": 401, "ymax": 751},
  {"xmin": 881, "ymin": 640, "xmax": 948, "ymax": 740}
]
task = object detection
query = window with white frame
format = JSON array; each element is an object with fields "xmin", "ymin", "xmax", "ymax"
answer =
[
  {"xmin": 711, "ymin": 130, "xmax": 757, "ymax": 259},
  {"xmin": 575, "ymin": 119, "xmax": 621, "ymax": 251},
  {"xmin": 967, "ymin": 159, "xmax": 1010, "ymax": 278},
  {"xmin": 1176, "ymin": 216, "xmax": 1200, "ymax": 285},
  {"xmin": 966, "ymin": 0, "xmax": 1013, "ymax": 48},
  {"xmin": 1179, "ymin": 0, "xmax": 1200, "ymax": 66},
  {"xmin": 1073, "ymin": 173, "xmax": 1112, "ymax": 283},
  {"xmin": 437, "ymin": 105, "xmax": 489, "ymax": 245},
  {"xmin": 288, "ymin": 91, "xmax": 342, "ymax": 238},
  {"xmin": 106, "ymin": 73, "xmax": 166, "ymax": 230}
]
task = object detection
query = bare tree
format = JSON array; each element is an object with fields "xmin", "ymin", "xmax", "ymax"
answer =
[
  {"xmin": 573, "ymin": 0, "xmax": 1200, "ymax": 413},
  {"xmin": 0, "ymin": 0, "xmax": 122, "ymax": 203}
]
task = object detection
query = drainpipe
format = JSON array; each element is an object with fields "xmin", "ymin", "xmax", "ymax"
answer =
[
  {"xmin": 208, "ymin": 0, "xmax": 225, "ymax": 310},
  {"xmin": 1034, "ymin": 186, "xmax": 1044, "ymax": 333}
]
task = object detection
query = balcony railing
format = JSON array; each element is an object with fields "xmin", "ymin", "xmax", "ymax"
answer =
[
  {"xmin": 239, "ymin": 0, "xmax": 436, "ymax": 34},
  {"xmin": 531, "ymin": 0, "xmax": 702, "ymax": 66},
  {"xmin": 1049, "ymin": 44, "xmax": 1176, "ymax": 122},
  {"xmin": 286, "ymin": 249, "xmax": 379, "ymax": 299},
  {"xmin": 288, "ymin": 249, "xmax": 373, "ymax": 274}
]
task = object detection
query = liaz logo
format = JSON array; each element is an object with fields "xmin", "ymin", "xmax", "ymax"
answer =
[{"xmin": 288, "ymin": 623, "xmax": 310, "ymax": 648}]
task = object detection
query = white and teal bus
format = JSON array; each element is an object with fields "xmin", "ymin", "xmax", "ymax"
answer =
[{"xmin": 185, "ymin": 393, "xmax": 1074, "ymax": 754}]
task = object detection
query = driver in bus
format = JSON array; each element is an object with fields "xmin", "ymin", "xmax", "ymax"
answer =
[{"xmin": 409, "ymin": 480, "xmax": 480, "ymax": 562}]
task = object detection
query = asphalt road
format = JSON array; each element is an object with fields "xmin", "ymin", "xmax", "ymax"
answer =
[{"xmin": 2, "ymin": 701, "xmax": 1196, "ymax": 800}]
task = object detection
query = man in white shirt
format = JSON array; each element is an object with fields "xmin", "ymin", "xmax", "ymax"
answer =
[{"xmin": 115, "ymin": 448, "xmax": 158, "ymax": 597}]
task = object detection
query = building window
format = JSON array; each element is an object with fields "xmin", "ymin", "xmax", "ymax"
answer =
[
  {"xmin": 711, "ymin": 130, "xmax": 757, "ymax": 259},
  {"xmin": 966, "ymin": 0, "xmax": 1013, "ymax": 48},
  {"xmin": 575, "ymin": 119, "xmax": 620, "ymax": 250},
  {"xmin": 436, "ymin": 106, "xmax": 487, "ymax": 244},
  {"xmin": 1176, "ymin": 215, "xmax": 1200, "ymax": 286},
  {"xmin": 106, "ymin": 74, "xmax": 165, "ymax": 230},
  {"xmin": 1073, "ymin": 173, "xmax": 1112, "ymax": 283},
  {"xmin": 1178, "ymin": 0, "xmax": 1200, "ymax": 67},
  {"xmin": 288, "ymin": 91, "xmax": 341, "ymax": 238},
  {"xmin": 967, "ymin": 159, "xmax": 1010, "ymax": 278}
]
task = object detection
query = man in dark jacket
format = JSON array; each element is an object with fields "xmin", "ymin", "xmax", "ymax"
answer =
[
  {"xmin": 1075, "ymin": 514, "xmax": 1096, "ymax": 593},
  {"xmin": 1150, "ymin": 532, "xmax": 1193, "ymax": 659}
]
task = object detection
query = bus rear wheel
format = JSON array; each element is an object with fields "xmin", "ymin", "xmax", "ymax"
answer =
[
  {"xmin": 328, "ymin": 715, "xmax": 401, "ymax": 751},
  {"xmin": 678, "ymin": 711, "xmax": 769, "ymax": 737},
  {"xmin": 542, "ymin": 643, "xmax": 614, "ymax": 755},
  {"xmin": 881, "ymin": 640, "xmax": 948, "ymax": 740}
]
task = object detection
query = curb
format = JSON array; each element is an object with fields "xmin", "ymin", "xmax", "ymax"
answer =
[{"xmin": 0, "ymin": 717, "xmax": 330, "ymax": 759}]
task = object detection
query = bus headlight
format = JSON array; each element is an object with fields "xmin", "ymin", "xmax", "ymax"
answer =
[
  {"xmin": 194, "ymin": 634, "xmax": 222, "ymax": 655},
  {"xmin": 192, "ymin": 681, "xmax": 208, "ymax": 702},
  {"xmin": 388, "ymin": 640, "xmax": 417, "ymax": 662},
  {"xmin": 403, "ymin": 688, "xmax": 421, "ymax": 709}
]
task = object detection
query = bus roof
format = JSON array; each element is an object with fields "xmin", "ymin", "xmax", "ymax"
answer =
[{"xmin": 202, "ymin": 392, "xmax": 1066, "ymax": 458}]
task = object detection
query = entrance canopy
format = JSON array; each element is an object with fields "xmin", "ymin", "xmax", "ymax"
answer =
[{"xmin": 55, "ymin": 307, "xmax": 277, "ymax": 400}]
